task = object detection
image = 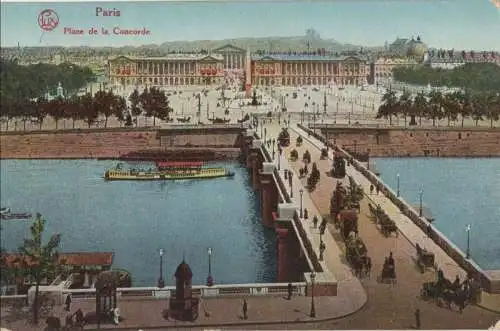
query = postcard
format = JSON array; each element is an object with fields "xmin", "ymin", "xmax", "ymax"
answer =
[{"xmin": 1, "ymin": 1, "xmax": 499, "ymax": 330}]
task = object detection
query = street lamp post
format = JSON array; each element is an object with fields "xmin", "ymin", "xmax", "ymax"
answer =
[
  {"xmin": 207, "ymin": 247, "xmax": 214, "ymax": 286},
  {"xmin": 466, "ymin": 225, "xmax": 471, "ymax": 259},
  {"xmin": 264, "ymin": 128, "xmax": 267, "ymax": 142},
  {"xmin": 310, "ymin": 272, "xmax": 316, "ymax": 318},
  {"xmin": 397, "ymin": 173, "xmax": 400, "ymax": 197},
  {"xmin": 300, "ymin": 189, "xmax": 304, "ymax": 218},
  {"xmin": 419, "ymin": 188, "xmax": 424, "ymax": 217},
  {"xmin": 158, "ymin": 248, "xmax": 165, "ymax": 288},
  {"xmin": 278, "ymin": 146, "xmax": 282, "ymax": 171}
]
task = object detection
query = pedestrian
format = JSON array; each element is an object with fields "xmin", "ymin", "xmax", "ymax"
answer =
[
  {"xmin": 370, "ymin": 184, "xmax": 374, "ymax": 195},
  {"xmin": 376, "ymin": 185, "xmax": 380, "ymax": 195},
  {"xmin": 113, "ymin": 306, "xmax": 120, "ymax": 325},
  {"xmin": 65, "ymin": 293, "xmax": 72, "ymax": 312},
  {"xmin": 242, "ymin": 299, "xmax": 248, "ymax": 320},
  {"xmin": 287, "ymin": 282, "xmax": 293, "ymax": 300},
  {"xmin": 312, "ymin": 215, "xmax": 318, "ymax": 228},
  {"xmin": 414, "ymin": 308, "xmax": 421, "ymax": 329}
]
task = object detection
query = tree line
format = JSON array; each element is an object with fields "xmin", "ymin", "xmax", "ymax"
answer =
[
  {"xmin": 1, "ymin": 60, "xmax": 96, "ymax": 103},
  {"xmin": 1, "ymin": 86, "xmax": 174, "ymax": 131},
  {"xmin": 376, "ymin": 88, "xmax": 500, "ymax": 128},
  {"xmin": 392, "ymin": 63, "xmax": 500, "ymax": 93}
]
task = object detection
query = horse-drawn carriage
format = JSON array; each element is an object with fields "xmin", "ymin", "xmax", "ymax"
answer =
[
  {"xmin": 345, "ymin": 235, "xmax": 370, "ymax": 277},
  {"xmin": 368, "ymin": 204, "xmax": 398, "ymax": 237},
  {"xmin": 415, "ymin": 243, "xmax": 436, "ymax": 273},
  {"xmin": 421, "ymin": 278, "xmax": 470, "ymax": 313},
  {"xmin": 338, "ymin": 209, "xmax": 358, "ymax": 240},
  {"xmin": 379, "ymin": 254, "xmax": 397, "ymax": 284}
]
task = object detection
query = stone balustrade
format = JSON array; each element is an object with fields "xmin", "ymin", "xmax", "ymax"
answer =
[{"xmin": 0, "ymin": 282, "xmax": 307, "ymax": 306}]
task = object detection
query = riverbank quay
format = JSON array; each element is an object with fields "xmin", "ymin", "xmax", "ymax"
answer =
[
  {"xmin": 258, "ymin": 121, "xmax": 499, "ymax": 329},
  {"xmin": 311, "ymin": 124, "xmax": 500, "ymax": 157},
  {"xmin": 0, "ymin": 125, "xmax": 244, "ymax": 160},
  {"xmin": 291, "ymin": 123, "xmax": 500, "ymax": 305}
]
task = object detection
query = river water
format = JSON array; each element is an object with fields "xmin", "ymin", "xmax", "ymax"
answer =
[
  {"xmin": 373, "ymin": 157, "xmax": 500, "ymax": 270},
  {"xmin": 0, "ymin": 160, "xmax": 277, "ymax": 286}
]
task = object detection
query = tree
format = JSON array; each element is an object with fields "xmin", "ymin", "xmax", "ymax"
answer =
[
  {"xmin": 48, "ymin": 97, "xmax": 66, "ymax": 130},
  {"xmin": 442, "ymin": 93, "xmax": 459, "ymax": 126},
  {"xmin": 413, "ymin": 91, "xmax": 429, "ymax": 126},
  {"xmin": 397, "ymin": 91, "xmax": 412, "ymax": 127},
  {"xmin": 471, "ymin": 93, "xmax": 486, "ymax": 126},
  {"xmin": 331, "ymin": 154, "xmax": 346, "ymax": 178},
  {"xmin": 376, "ymin": 89, "xmax": 398, "ymax": 125},
  {"xmin": 428, "ymin": 90, "xmax": 444, "ymax": 126},
  {"xmin": 81, "ymin": 93, "xmax": 98, "ymax": 128},
  {"xmin": 485, "ymin": 93, "xmax": 500, "ymax": 128},
  {"xmin": 18, "ymin": 213, "xmax": 61, "ymax": 324},
  {"xmin": 129, "ymin": 88, "xmax": 142, "ymax": 127},
  {"xmin": 113, "ymin": 95, "xmax": 127, "ymax": 126},
  {"xmin": 34, "ymin": 97, "xmax": 49, "ymax": 130},
  {"xmin": 94, "ymin": 90, "xmax": 114, "ymax": 128}
]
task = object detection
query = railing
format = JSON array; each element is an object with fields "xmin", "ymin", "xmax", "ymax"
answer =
[
  {"xmin": 160, "ymin": 124, "xmax": 245, "ymax": 130},
  {"xmin": 12, "ymin": 282, "xmax": 306, "ymax": 301}
]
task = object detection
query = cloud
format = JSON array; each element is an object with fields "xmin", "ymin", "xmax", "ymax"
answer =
[{"xmin": 491, "ymin": 0, "xmax": 500, "ymax": 8}]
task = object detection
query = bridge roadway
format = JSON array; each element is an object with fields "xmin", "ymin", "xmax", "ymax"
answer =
[{"xmin": 259, "ymin": 120, "xmax": 500, "ymax": 329}]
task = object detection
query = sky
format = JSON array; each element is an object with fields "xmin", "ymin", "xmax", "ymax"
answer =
[{"xmin": 1, "ymin": 0, "xmax": 499, "ymax": 50}]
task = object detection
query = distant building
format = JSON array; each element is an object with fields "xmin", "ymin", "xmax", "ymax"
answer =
[
  {"xmin": 426, "ymin": 49, "xmax": 500, "ymax": 69},
  {"xmin": 250, "ymin": 53, "xmax": 368, "ymax": 87},
  {"xmin": 107, "ymin": 45, "xmax": 370, "ymax": 88},
  {"xmin": 371, "ymin": 56, "xmax": 419, "ymax": 84},
  {"xmin": 388, "ymin": 36, "xmax": 428, "ymax": 63},
  {"xmin": 108, "ymin": 53, "xmax": 225, "ymax": 86}
]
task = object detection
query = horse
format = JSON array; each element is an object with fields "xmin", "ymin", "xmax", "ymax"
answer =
[{"xmin": 439, "ymin": 288, "xmax": 468, "ymax": 313}]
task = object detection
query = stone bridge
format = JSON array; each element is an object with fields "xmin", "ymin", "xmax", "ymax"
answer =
[{"xmin": 240, "ymin": 129, "xmax": 338, "ymax": 297}]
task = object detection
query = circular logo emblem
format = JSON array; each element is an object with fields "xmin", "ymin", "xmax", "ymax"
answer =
[{"xmin": 38, "ymin": 9, "xmax": 59, "ymax": 32}]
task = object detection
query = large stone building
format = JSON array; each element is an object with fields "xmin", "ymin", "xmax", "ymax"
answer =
[
  {"xmin": 108, "ymin": 46, "xmax": 370, "ymax": 88},
  {"xmin": 371, "ymin": 56, "xmax": 419, "ymax": 83},
  {"xmin": 108, "ymin": 54, "xmax": 225, "ymax": 86},
  {"xmin": 250, "ymin": 54, "xmax": 368, "ymax": 87}
]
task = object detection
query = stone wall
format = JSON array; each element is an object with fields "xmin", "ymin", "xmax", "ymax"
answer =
[
  {"xmin": 321, "ymin": 126, "xmax": 500, "ymax": 157},
  {"xmin": 299, "ymin": 124, "xmax": 500, "ymax": 294},
  {"xmin": 0, "ymin": 128, "xmax": 243, "ymax": 159}
]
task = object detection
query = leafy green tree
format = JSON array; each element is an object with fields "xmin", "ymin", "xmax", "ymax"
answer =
[
  {"xmin": 428, "ymin": 90, "xmax": 444, "ymax": 127},
  {"xmin": 413, "ymin": 91, "xmax": 429, "ymax": 126},
  {"xmin": 442, "ymin": 93, "xmax": 459, "ymax": 126},
  {"xmin": 48, "ymin": 97, "xmax": 66, "ymax": 130},
  {"xmin": 397, "ymin": 91, "xmax": 412, "ymax": 127},
  {"xmin": 376, "ymin": 89, "xmax": 398, "ymax": 125},
  {"xmin": 393, "ymin": 63, "xmax": 500, "ymax": 93},
  {"xmin": 81, "ymin": 93, "xmax": 98, "ymax": 128},
  {"xmin": 18, "ymin": 213, "xmax": 61, "ymax": 325},
  {"xmin": 485, "ymin": 93, "xmax": 500, "ymax": 128},
  {"xmin": 471, "ymin": 93, "xmax": 486, "ymax": 126},
  {"xmin": 129, "ymin": 89, "xmax": 142, "ymax": 127}
]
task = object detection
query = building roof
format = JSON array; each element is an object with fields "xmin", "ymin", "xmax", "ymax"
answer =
[
  {"xmin": 108, "ymin": 54, "xmax": 223, "ymax": 62},
  {"xmin": 251, "ymin": 54, "xmax": 366, "ymax": 62},
  {"xmin": 2, "ymin": 252, "xmax": 114, "ymax": 268},
  {"xmin": 211, "ymin": 44, "xmax": 246, "ymax": 53}
]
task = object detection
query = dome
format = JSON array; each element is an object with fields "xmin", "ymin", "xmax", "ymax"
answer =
[
  {"xmin": 175, "ymin": 260, "xmax": 193, "ymax": 279},
  {"xmin": 407, "ymin": 37, "xmax": 428, "ymax": 60}
]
